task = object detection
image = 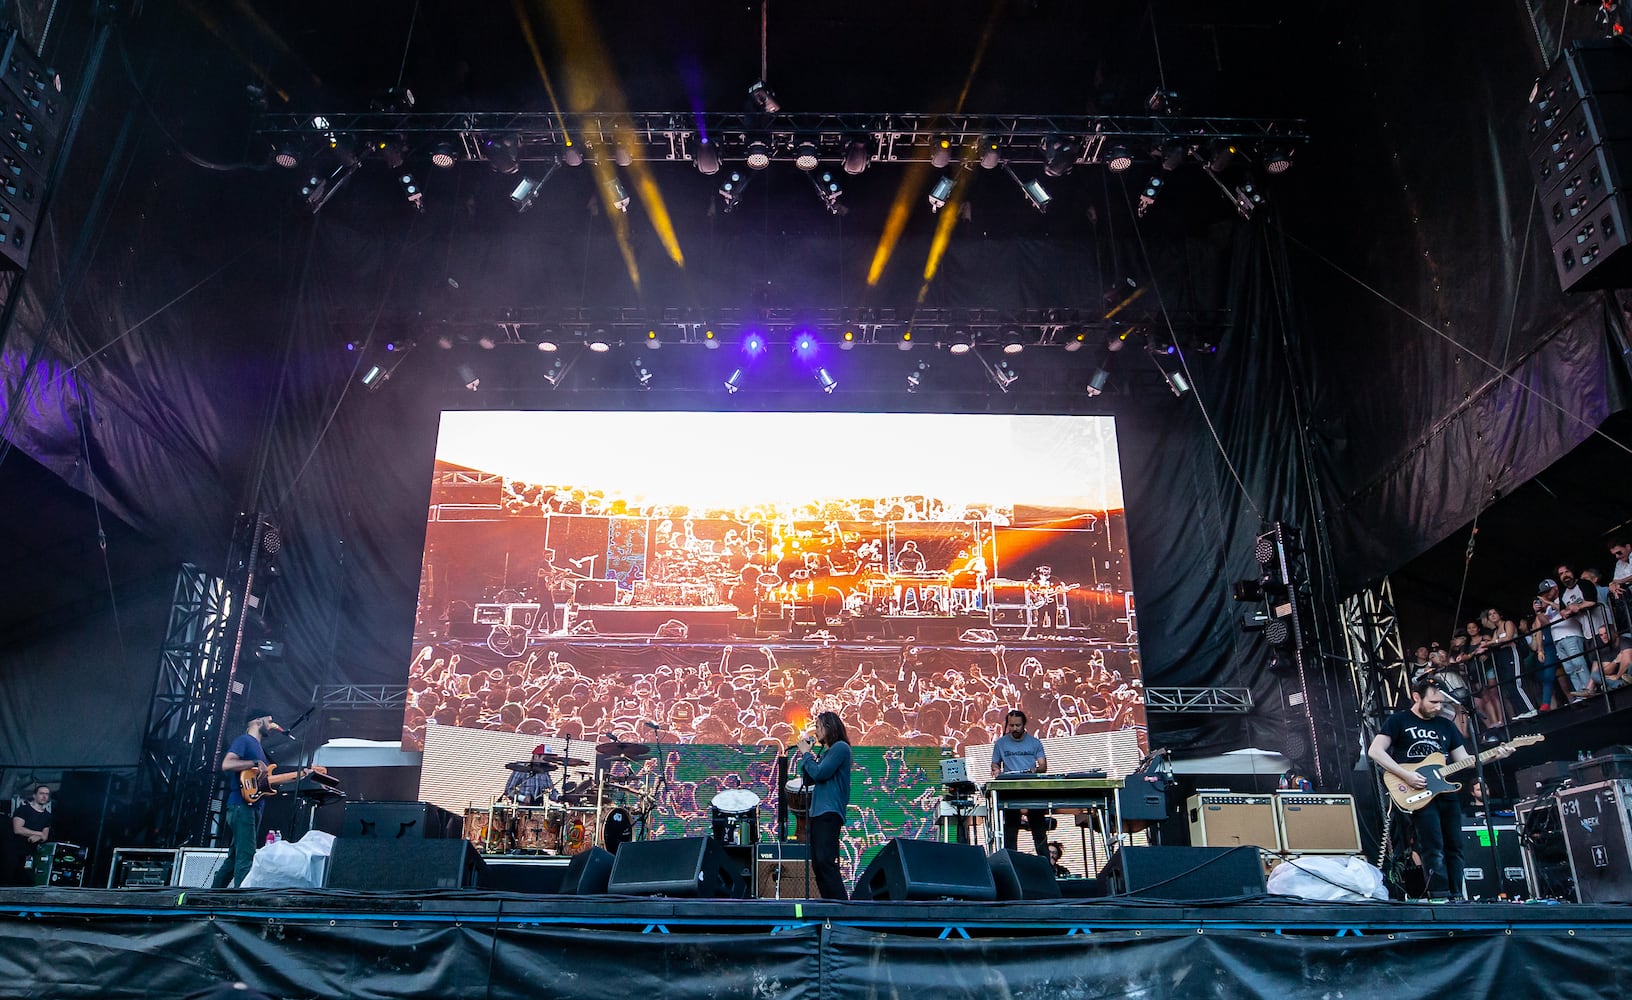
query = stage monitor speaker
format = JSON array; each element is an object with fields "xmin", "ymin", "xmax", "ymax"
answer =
[
  {"xmin": 326, "ymin": 838, "xmax": 483, "ymax": 891},
  {"xmin": 558, "ymin": 846, "xmax": 616, "ymax": 895},
  {"xmin": 1187, "ymin": 793, "xmax": 1281, "ymax": 851},
  {"xmin": 176, "ymin": 848, "xmax": 228, "ymax": 888},
  {"xmin": 1105, "ymin": 846, "xmax": 1267, "ymax": 901},
  {"xmin": 480, "ymin": 856, "xmax": 570, "ymax": 894},
  {"xmin": 1461, "ymin": 823, "xmax": 1528, "ymax": 901},
  {"xmin": 1275, "ymin": 794, "xmax": 1361, "ymax": 854},
  {"xmin": 607, "ymin": 837, "xmax": 742, "ymax": 898},
  {"xmin": 340, "ymin": 800, "xmax": 457, "ymax": 840},
  {"xmin": 852, "ymin": 838, "xmax": 996, "ymax": 902},
  {"xmin": 988, "ymin": 849, "xmax": 1062, "ymax": 900},
  {"xmin": 574, "ymin": 579, "xmax": 617, "ymax": 605},
  {"xmin": 754, "ymin": 843, "xmax": 811, "ymax": 899}
]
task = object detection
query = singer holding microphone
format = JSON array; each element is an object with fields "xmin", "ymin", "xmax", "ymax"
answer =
[
  {"xmin": 213, "ymin": 706, "xmax": 308, "ymax": 888},
  {"xmin": 794, "ymin": 711, "xmax": 853, "ymax": 901}
]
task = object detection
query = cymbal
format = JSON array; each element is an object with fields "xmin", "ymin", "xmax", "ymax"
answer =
[
  {"xmin": 506, "ymin": 753, "xmax": 586, "ymax": 772},
  {"xmin": 595, "ymin": 741, "xmax": 650, "ymax": 759}
]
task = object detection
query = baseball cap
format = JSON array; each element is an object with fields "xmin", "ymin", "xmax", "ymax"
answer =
[
  {"xmin": 533, "ymin": 743, "xmax": 551, "ymax": 755},
  {"xmin": 245, "ymin": 706, "xmax": 276, "ymax": 723},
  {"xmin": 1538, "ymin": 579, "xmax": 1558, "ymax": 593}
]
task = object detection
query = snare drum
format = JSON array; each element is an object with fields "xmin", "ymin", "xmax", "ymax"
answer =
[{"xmin": 709, "ymin": 788, "xmax": 761, "ymax": 847}]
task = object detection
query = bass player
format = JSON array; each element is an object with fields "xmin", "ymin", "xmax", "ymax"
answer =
[
  {"xmin": 213, "ymin": 706, "xmax": 311, "ymax": 888},
  {"xmin": 1367, "ymin": 679, "xmax": 1485, "ymax": 899}
]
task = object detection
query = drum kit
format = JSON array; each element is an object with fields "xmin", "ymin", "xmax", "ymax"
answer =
[{"xmin": 465, "ymin": 740, "xmax": 659, "ymax": 856}]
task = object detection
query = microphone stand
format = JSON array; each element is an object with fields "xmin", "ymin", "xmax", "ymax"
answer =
[{"xmin": 1438, "ymin": 685, "xmax": 1500, "ymax": 900}]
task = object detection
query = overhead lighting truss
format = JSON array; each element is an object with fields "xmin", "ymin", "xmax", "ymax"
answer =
[{"xmin": 256, "ymin": 111, "xmax": 1307, "ymax": 172}]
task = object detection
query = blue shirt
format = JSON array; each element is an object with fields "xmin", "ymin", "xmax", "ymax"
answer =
[
  {"xmin": 992, "ymin": 733, "xmax": 1046, "ymax": 775},
  {"xmin": 798, "ymin": 741, "xmax": 852, "ymax": 818},
  {"xmin": 224, "ymin": 733, "xmax": 267, "ymax": 810}
]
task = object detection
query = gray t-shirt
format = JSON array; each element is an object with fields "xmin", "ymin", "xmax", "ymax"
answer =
[{"xmin": 992, "ymin": 733, "xmax": 1046, "ymax": 775}]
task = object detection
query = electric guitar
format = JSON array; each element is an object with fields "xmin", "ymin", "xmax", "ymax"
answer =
[
  {"xmin": 239, "ymin": 763, "xmax": 336, "ymax": 805},
  {"xmin": 1385, "ymin": 734, "xmax": 1543, "ymax": 812},
  {"xmin": 1025, "ymin": 582, "xmax": 1079, "ymax": 609}
]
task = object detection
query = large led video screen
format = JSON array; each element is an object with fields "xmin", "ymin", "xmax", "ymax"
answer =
[{"xmin": 404, "ymin": 411, "xmax": 1142, "ymax": 756}]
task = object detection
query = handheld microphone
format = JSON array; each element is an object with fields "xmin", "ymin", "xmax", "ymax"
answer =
[
  {"xmin": 644, "ymin": 721, "xmax": 660, "ymax": 731},
  {"xmin": 603, "ymin": 732, "xmax": 619, "ymax": 742},
  {"xmin": 266, "ymin": 722, "xmax": 285, "ymax": 733}
]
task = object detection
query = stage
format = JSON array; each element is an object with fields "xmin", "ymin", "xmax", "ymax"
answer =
[{"xmin": 1, "ymin": 887, "xmax": 1628, "ymax": 999}]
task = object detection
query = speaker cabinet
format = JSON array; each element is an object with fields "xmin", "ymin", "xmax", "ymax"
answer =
[
  {"xmin": 851, "ymin": 838, "xmax": 996, "ymax": 902},
  {"xmin": 339, "ymin": 801, "xmax": 458, "ymax": 840},
  {"xmin": 326, "ymin": 838, "xmax": 484, "ymax": 891},
  {"xmin": 607, "ymin": 837, "xmax": 742, "ymax": 898},
  {"xmin": 108, "ymin": 848, "xmax": 178, "ymax": 888},
  {"xmin": 1275, "ymin": 794, "xmax": 1361, "ymax": 854},
  {"xmin": 1558, "ymin": 779, "xmax": 1632, "ymax": 903},
  {"xmin": 988, "ymin": 849, "xmax": 1062, "ymax": 900},
  {"xmin": 176, "ymin": 848, "xmax": 228, "ymax": 888},
  {"xmin": 558, "ymin": 846, "xmax": 616, "ymax": 895},
  {"xmin": 480, "ymin": 855, "xmax": 571, "ymax": 894},
  {"xmin": 1105, "ymin": 846, "xmax": 1267, "ymax": 900},
  {"xmin": 754, "ymin": 843, "xmax": 811, "ymax": 899},
  {"xmin": 1187, "ymin": 793, "xmax": 1281, "ymax": 851}
]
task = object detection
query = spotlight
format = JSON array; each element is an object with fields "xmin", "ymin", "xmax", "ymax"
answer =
[
  {"xmin": 745, "ymin": 141, "xmax": 772, "ymax": 170},
  {"xmin": 484, "ymin": 133, "xmax": 522, "ymax": 175},
  {"xmin": 1103, "ymin": 143, "xmax": 1135, "ymax": 173},
  {"xmin": 793, "ymin": 141, "xmax": 819, "ymax": 171},
  {"xmin": 703, "ymin": 329, "xmax": 720, "ymax": 349},
  {"xmin": 1164, "ymin": 368, "xmax": 1191, "ymax": 397},
  {"xmin": 724, "ymin": 368, "xmax": 746, "ymax": 393},
  {"xmin": 1137, "ymin": 175, "xmax": 1163, "ymax": 217},
  {"xmin": 930, "ymin": 138, "xmax": 953, "ymax": 169},
  {"xmin": 613, "ymin": 145, "xmax": 633, "ymax": 168},
  {"xmin": 510, "ymin": 175, "xmax": 547, "ymax": 212},
  {"xmin": 927, "ymin": 174, "xmax": 955, "ymax": 213},
  {"xmin": 1231, "ymin": 180, "xmax": 1265, "ymax": 219},
  {"xmin": 537, "ymin": 339, "xmax": 559, "ymax": 352},
  {"xmin": 360, "ymin": 363, "xmax": 387, "ymax": 390},
  {"xmin": 749, "ymin": 80, "xmax": 780, "ymax": 113},
  {"xmin": 375, "ymin": 135, "xmax": 406, "ymax": 169},
  {"xmin": 271, "ymin": 140, "xmax": 302, "ymax": 169},
  {"xmin": 631, "ymin": 359, "xmax": 654, "ymax": 389},
  {"xmin": 843, "ymin": 139, "xmax": 870, "ymax": 175},
  {"xmin": 560, "ymin": 142, "xmax": 584, "ymax": 167},
  {"xmin": 1085, "ymin": 367, "xmax": 1110, "ymax": 397},
  {"xmin": 398, "ymin": 171, "xmax": 424, "ymax": 211},
  {"xmin": 1206, "ymin": 138, "xmax": 1237, "ymax": 173},
  {"xmin": 694, "ymin": 136, "xmax": 721, "ymax": 175},
  {"xmin": 718, "ymin": 170, "xmax": 751, "ymax": 212},
  {"xmin": 1000, "ymin": 326, "xmax": 1024, "ymax": 355},
  {"xmin": 607, "ymin": 178, "xmax": 631, "ymax": 213},
  {"xmin": 809, "ymin": 170, "xmax": 845, "ymax": 214},
  {"xmin": 1065, "ymin": 332, "xmax": 1087, "ymax": 352},
  {"xmin": 1042, "ymin": 135, "xmax": 1081, "ymax": 177},
  {"xmin": 456, "ymin": 363, "xmax": 480, "ymax": 391},
  {"xmin": 429, "ymin": 142, "xmax": 459, "ymax": 169},
  {"xmin": 1002, "ymin": 164, "xmax": 1050, "ymax": 213},
  {"xmin": 542, "ymin": 358, "xmax": 565, "ymax": 387},
  {"xmin": 897, "ymin": 330, "xmax": 914, "ymax": 352},
  {"xmin": 815, "ymin": 367, "xmax": 838, "ymax": 394},
  {"xmin": 587, "ymin": 332, "xmax": 612, "ymax": 352},
  {"xmin": 1261, "ymin": 144, "xmax": 1294, "ymax": 175},
  {"xmin": 988, "ymin": 359, "xmax": 1018, "ymax": 393},
  {"xmin": 645, "ymin": 329, "xmax": 662, "ymax": 350},
  {"xmin": 948, "ymin": 341, "xmax": 971, "ymax": 356},
  {"xmin": 1159, "ymin": 139, "xmax": 1188, "ymax": 172},
  {"xmin": 840, "ymin": 329, "xmax": 856, "ymax": 350},
  {"xmin": 743, "ymin": 332, "xmax": 766, "ymax": 356},
  {"xmin": 1147, "ymin": 89, "xmax": 1184, "ymax": 115},
  {"xmin": 979, "ymin": 138, "xmax": 1001, "ymax": 170},
  {"xmin": 299, "ymin": 172, "xmax": 326, "ymax": 208},
  {"xmin": 906, "ymin": 360, "xmax": 929, "ymax": 392}
]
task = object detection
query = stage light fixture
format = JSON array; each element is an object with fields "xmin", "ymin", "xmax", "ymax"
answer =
[
  {"xmin": 988, "ymin": 359, "xmax": 1018, "ymax": 393},
  {"xmin": 1104, "ymin": 143, "xmax": 1135, "ymax": 173},
  {"xmin": 906, "ymin": 360, "xmax": 929, "ymax": 392},
  {"xmin": 810, "ymin": 170, "xmax": 845, "ymax": 214},
  {"xmin": 560, "ymin": 142, "xmax": 584, "ymax": 167},
  {"xmin": 587, "ymin": 332, "xmax": 612, "ymax": 352},
  {"xmin": 948, "ymin": 341, "xmax": 971, "ymax": 356},
  {"xmin": 724, "ymin": 368, "xmax": 746, "ymax": 393},
  {"xmin": 743, "ymin": 332, "xmax": 766, "ymax": 356},
  {"xmin": 703, "ymin": 329, "xmax": 720, "ymax": 349},
  {"xmin": 793, "ymin": 331, "xmax": 818, "ymax": 359},
  {"xmin": 1206, "ymin": 139, "xmax": 1237, "ymax": 173},
  {"xmin": 694, "ymin": 137, "xmax": 721, "ymax": 175},
  {"xmin": 272, "ymin": 140, "xmax": 301, "ymax": 169},
  {"xmin": 542, "ymin": 358, "xmax": 565, "ymax": 387},
  {"xmin": 718, "ymin": 171, "xmax": 750, "ymax": 212},
  {"xmin": 815, "ymin": 367, "xmax": 838, "ymax": 394},
  {"xmin": 745, "ymin": 140, "xmax": 772, "ymax": 170},
  {"xmin": 843, "ymin": 139, "xmax": 870, "ymax": 175},
  {"xmin": 1231, "ymin": 180, "xmax": 1264, "ymax": 219},
  {"xmin": 1159, "ymin": 139, "xmax": 1188, "ymax": 172},
  {"xmin": 429, "ymin": 142, "xmax": 458, "ymax": 169},
  {"xmin": 1261, "ymin": 144, "xmax": 1294, "ymax": 175},
  {"xmin": 1137, "ymin": 175, "xmax": 1164, "ymax": 218},
  {"xmin": 484, "ymin": 133, "xmax": 523, "ymax": 175},
  {"xmin": 608, "ymin": 178, "xmax": 631, "ymax": 213},
  {"xmin": 979, "ymin": 138, "xmax": 1001, "ymax": 169},
  {"xmin": 613, "ymin": 145, "xmax": 633, "ymax": 168},
  {"xmin": 632, "ymin": 359, "xmax": 653, "ymax": 389},
  {"xmin": 329, "ymin": 132, "xmax": 361, "ymax": 167},
  {"xmin": 931, "ymin": 137, "xmax": 953, "ymax": 169},
  {"xmin": 793, "ymin": 141, "xmax": 820, "ymax": 170},
  {"xmin": 749, "ymin": 80, "xmax": 780, "ymax": 113},
  {"xmin": 510, "ymin": 175, "xmax": 546, "ymax": 212},
  {"xmin": 1065, "ymin": 332, "xmax": 1087, "ymax": 352},
  {"xmin": 1000, "ymin": 163, "xmax": 1050, "ymax": 213},
  {"xmin": 398, "ymin": 171, "xmax": 424, "ymax": 211},
  {"xmin": 841, "ymin": 329, "xmax": 856, "ymax": 350},
  {"xmin": 360, "ymin": 363, "xmax": 387, "ymax": 390},
  {"xmin": 897, "ymin": 330, "xmax": 914, "ymax": 351},
  {"xmin": 927, "ymin": 174, "xmax": 955, "ymax": 213},
  {"xmin": 456, "ymin": 363, "xmax": 480, "ymax": 391},
  {"xmin": 1042, "ymin": 135, "xmax": 1081, "ymax": 177},
  {"xmin": 1147, "ymin": 89, "xmax": 1184, "ymax": 115},
  {"xmin": 375, "ymin": 135, "xmax": 407, "ymax": 169},
  {"xmin": 645, "ymin": 329, "xmax": 662, "ymax": 350},
  {"xmin": 537, "ymin": 339, "xmax": 559, "ymax": 352},
  {"xmin": 1164, "ymin": 368, "xmax": 1191, "ymax": 397},
  {"xmin": 1000, "ymin": 326, "xmax": 1024, "ymax": 355},
  {"xmin": 1085, "ymin": 367, "xmax": 1110, "ymax": 397}
]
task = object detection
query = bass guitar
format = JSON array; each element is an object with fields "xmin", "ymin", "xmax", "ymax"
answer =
[
  {"xmin": 1385, "ymin": 734, "xmax": 1543, "ymax": 812},
  {"xmin": 239, "ymin": 763, "xmax": 336, "ymax": 805}
]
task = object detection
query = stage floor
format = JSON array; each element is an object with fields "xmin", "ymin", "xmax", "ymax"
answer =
[{"xmin": 2, "ymin": 887, "xmax": 1630, "ymax": 999}]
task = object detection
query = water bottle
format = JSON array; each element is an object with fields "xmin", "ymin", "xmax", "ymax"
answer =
[{"xmin": 265, "ymin": 830, "xmax": 280, "ymax": 846}]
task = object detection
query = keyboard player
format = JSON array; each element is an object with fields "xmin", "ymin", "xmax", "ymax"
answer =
[{"xmin": 992, "ymin": 709, "xmax": 1049, "ymax": 855}]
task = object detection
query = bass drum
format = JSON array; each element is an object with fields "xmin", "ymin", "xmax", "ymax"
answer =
[
  {"xmin": 512, "ymin": 806, "xmax": 563, "ymax": 853},
  {"xmin": 602, "ymin": 806, "xmax": 634, "ymax": 853},
  {"xmin": 464, "ymin": 807, "xmax": 514, "ymax": 853}
]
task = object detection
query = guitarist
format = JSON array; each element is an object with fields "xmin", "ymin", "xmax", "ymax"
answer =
[
  {"xmin": 212, "ymin": 706, "xmax": 304, "ymax": 888},
  {"xmin": 1367, "ymin": 679, "xmax": 1480, "ymax": 898}
]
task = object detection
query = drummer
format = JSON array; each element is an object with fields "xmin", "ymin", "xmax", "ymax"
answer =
[{"xmin": 501, "ymin": 744, "xmax": 559, "ymax": 804}]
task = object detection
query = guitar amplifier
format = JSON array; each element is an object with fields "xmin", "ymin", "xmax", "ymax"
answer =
[
  {"xmin": 1558, "ymin": 779, "xmax": 1632, "ymax": 903},
  {"xmin": 754, "ymin": 843, "xmax": 812, "ymax": 899},
  {"xmin": 1275, "ymin": 794, "xmax": 1361, "ymax": 854},
  {"xmin": 1187, "ymin": 793, "xmax": 1281, "ymax": 851},
  {"xmin": 108, "ymin": 848, "xmax": 177, "ymax": 888},
  {"xmin": 176, "ymin": 848, "xmax": 228, "ymax": 888}
]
